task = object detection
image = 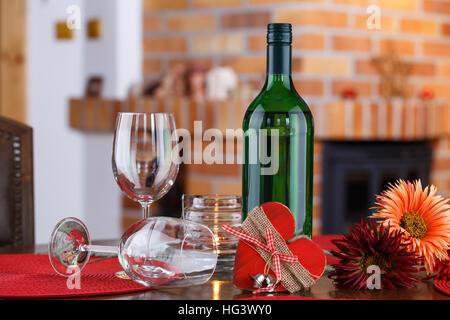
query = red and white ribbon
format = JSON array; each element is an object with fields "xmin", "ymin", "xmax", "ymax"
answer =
[{"xmin": 222, "ymin": 224, "xmax": 299, "ymax": 294}]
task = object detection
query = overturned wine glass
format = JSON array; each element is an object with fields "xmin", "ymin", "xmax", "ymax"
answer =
[{"xmin": 49, "ymin": 216, "xmax": 218, "ymax": 288}]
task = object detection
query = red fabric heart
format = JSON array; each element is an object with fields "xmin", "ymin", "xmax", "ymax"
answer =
[{"xmin": 233, "ymin": 202, "xmax": 326, "ymax": 292}]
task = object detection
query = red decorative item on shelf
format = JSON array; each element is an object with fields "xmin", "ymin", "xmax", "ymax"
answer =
[
  {"xmin": 341, "ymin": 88, "xmax": 357, "ymax": 99},
  {"xmin": 421, "ymin": 89, "xmax": 434, "ymax": 100},
  {"xmin": 227, "ymin": 202, "xmax": 326, "ymax": 294}
]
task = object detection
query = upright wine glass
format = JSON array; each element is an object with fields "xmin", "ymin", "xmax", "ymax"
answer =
[{"xmin": 112, "ymin": 112, "xmax": 179, "ymax": 218}]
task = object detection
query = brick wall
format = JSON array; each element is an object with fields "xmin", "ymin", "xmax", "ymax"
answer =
[
  {"xmin": 137, "ymin": 0, "xmax": 450, "ymax": 235},
  {"xmin": 143, "ymin": 0, "xmax": 450, "ymax": 106},
  {"xmin": 139, "ymin": 1, "xmax": 450, "ymax": 235}
]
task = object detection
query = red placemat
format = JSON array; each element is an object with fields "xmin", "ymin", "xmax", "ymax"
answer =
[
  {"xmin": 434, "ymin": 280, "xmax": 450, "ymax": 296},
  {"xmin": 312, "ymin": 234, "xmax": 341, "ymax": 266},
  {"xmin": 239, "ymin": 296, "xmax": 321, "ymax": 300},
  {"xmin": 0, "ymin": 254, "xmax": 150, "ymax": 298},
  {"xmin": 239, "ymin": 296, "xmax": 352, "ymax": 300}
]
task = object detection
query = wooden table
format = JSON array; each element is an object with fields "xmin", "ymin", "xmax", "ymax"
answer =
[{"xmin": 0, "ymin": 241, "xmax": 448, "ymax": 300}]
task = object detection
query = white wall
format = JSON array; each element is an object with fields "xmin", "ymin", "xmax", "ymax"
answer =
[
  {"xmin": 84, "ymin": 0, "xmax": 118, "ymax": 97},
  {"xmin": 28, "ymin": 0, "xmax": 142, "ymax": 243},
  {"xmin": 116, "ymin": 0, "xmax": 142, "ymax": 98},
  {"xmin": 83, "ymin": 133, "xmax": 121, "ymax": 240},
  {"xmin": 82, "ymin": 0, "xmax": 120, "ymax": 240},
  {"xmin": 28, "ymin": 0, "xmax": 86, "ymax": 244}
]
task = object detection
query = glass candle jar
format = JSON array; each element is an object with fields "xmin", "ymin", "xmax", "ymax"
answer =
[{"xmin": 183, "ymin": 195, "xmax": 242, "ymax": 272}]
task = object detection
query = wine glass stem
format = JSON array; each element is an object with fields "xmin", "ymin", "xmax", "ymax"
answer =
[
  {"xmin": 80, "ymin": 244, "xmax": 118, "ymax": 255},
  {"xmin": 142, "ymin": 203, "xmax": 152, "ymax": 219}
]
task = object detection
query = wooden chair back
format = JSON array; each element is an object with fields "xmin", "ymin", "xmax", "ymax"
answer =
[{"xmin": 0, "ymin": 116, "xmax": 34, "ymax": 247}]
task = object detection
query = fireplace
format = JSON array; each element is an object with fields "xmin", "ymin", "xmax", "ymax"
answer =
[{"xmin": 322, "ymin": 141, "xmax": 432, "ymax": 234}]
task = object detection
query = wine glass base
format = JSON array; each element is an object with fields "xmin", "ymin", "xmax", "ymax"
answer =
[{"xmin": 48, "ymin": 217, "xmax": 91, "ymax": 277}]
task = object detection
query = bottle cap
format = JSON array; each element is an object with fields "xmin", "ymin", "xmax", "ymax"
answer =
[{"xmin": 267, "ymin": 23, "xmax": 292, "ymax": 44}]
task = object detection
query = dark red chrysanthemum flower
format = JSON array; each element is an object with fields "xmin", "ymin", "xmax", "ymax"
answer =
[{"xmin": 329, "ymin": 218, "xmax": 419, "ymax": 289}]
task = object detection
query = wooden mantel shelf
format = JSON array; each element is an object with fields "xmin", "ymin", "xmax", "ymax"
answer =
[
  {"xmin": 69, "ymin": 97, "xmax": 233, "ymax": 134},
  {"xmin": 69, "ymin": 97, "xmax": 450, "ymax": 141}
]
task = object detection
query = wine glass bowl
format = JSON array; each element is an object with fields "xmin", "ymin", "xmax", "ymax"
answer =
[
  {"xmin": 112, "ymin": 112, "xmax": 179, "ymax": 216},
  {"xmin": 118, "ymin": 217, "xmax": 218, "ymax": 288}
]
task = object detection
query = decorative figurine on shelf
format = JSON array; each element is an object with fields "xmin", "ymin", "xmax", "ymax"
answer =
[
  {"xmin": 206, "ymin": 67, "xmax": 238, "ymax": 101},
  {"xmin": 371, "ymin": 40, "xmax": 412, "ymax": 100},
  {"xmin": 154, "ymin": 63, "xmax": 187, "ymax": 99},
  {"xmin": 187, "ymin": 66, "xmax": 208, "ymax": 102},
  {"xmin": 85, "ymin": 76, "xmax": 103, "ymax": 97},
  {"xmin": 420, "ymin": 89, "xmax": 434, "ymax": 101},
  {"xmin": 341, "ymin": 88, "xmax": 357, "ymax": 100},
  {"xmin": 143, "ymin": 63, "xmax": 211, "ymax": 102},
  {"xmin": 223, "ymin": 202, "xmax": 326, "ymax": 294}
]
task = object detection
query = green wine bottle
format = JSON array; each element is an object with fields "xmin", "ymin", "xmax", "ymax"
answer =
[{"xmin": 242, "ymin": 23, "xmax": 314, "ymax": 237}]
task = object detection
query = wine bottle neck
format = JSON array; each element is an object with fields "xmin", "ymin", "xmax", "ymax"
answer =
[{"xmin": 266, "ymin": 44, "xmax": 291, "ymax": 76}]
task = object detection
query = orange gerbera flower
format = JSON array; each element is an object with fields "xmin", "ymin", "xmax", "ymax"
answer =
[{"xmin": 371, "ymin": 179, "xmax": 450, "ymax": 274}]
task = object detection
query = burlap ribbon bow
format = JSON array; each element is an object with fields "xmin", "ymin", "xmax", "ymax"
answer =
[{"xmin": 223, "ymin": 205, "xmax": 317, "ymax": 293}]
